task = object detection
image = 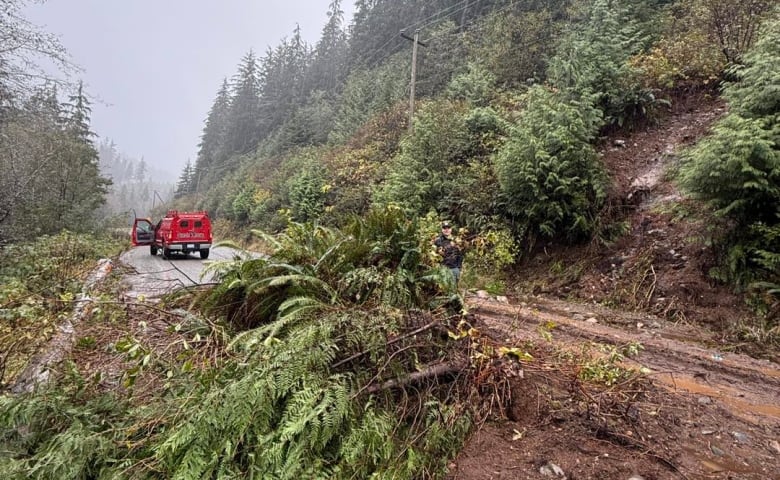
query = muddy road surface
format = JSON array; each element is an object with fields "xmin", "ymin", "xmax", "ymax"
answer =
[
  {"xmin": 471, "ymin": 295, "xmax": 780, "ymax": 424},
  {"xmin": 450, "ymin": 293, "xmax": 780, "ymax": 480}
]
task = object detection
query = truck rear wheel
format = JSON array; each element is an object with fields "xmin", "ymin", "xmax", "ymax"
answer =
[
  {"xmin": 199, "ymin": 248, "xmax": 210, "ymax": 259},
  {"xmin": 150, "ymin": 244, "xmax": 158, "ymax": 256}
]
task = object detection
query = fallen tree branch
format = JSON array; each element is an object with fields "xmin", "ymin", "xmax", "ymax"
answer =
[
  {"xmin": 365, "ymin": 360, "xmax": 467, "ymax": 394},
  {"xmin": 333, "ymin": 319, "xmax": 442, "ymax": 369}
]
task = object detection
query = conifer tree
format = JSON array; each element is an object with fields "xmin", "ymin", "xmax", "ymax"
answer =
[
  {"xmin": 309, "ymin": 0, "xmax": 348, "ymax": 94},
  {"xmin": 677, "ymin": 11, "xmax": 779, "ymax": 290},
  {"xmin": 64, "ymin": 82, "xmax": 91, "ymax": 139},
  {"xmin": 124, "ymin": 162, "xmax": 135, "ymax": 183},
  {"xmin": 224, "ymin": 50, "xmax": 262, "ymax": 157},
  {"xmin": 134, "ymin": 158, "xmax": 148, "ymax": 183},
  {"xmin": 547, "ymin": 0, "xmax": 647, "ymax": 126},
  {"xmin": 287, "ymin": 24, "xmax": 311, "ymax": 102},
  {"xmin": 679, "ymin": 12, "xmax": 780, "ymax": 225},
  {"xmin": 25, "ymin": 84, "xmax": 63, "ymax": 126},
  {"xmin": 195, "ymin": 79, "xmax": 231, "ymax": 190},
  {"xmin": 175, "ymin": 160, "xmax": 195, "ymax": 198},
  {"xmin": 493, "ymin": 85, "xmax": 606, "ymax": 242},
  {"xmin": 347, "ymin": 0, "xmax": 454, "ymax": 68},
  {"xmin": 96, "ymin": 138, "xmax": 121, "ymax": 179},
  {"xmin": 55, "ymin": 81, "xmax": 111, "ymax": 230},
  {"xmin": 259, "ymin": 26, "xmax": 311, "ymax": 135},
  {"xmin": 1, "ymin": 81, "xmax": 111, "ymax": 237}
]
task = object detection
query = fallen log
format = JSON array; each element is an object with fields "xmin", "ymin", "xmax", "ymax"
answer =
[
  {"xmin": 10, "ymin": 259, "xmax": 113, "ymax": 394},
  {"xmin": 365, "ymin": 360, "xmax": 467, "ymax": 394}
]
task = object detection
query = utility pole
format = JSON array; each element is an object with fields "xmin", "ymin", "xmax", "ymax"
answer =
[
  {"xmin": 459, "ymin": 0, "xmax": 469, "ymax": 32},
  {"xmin": 151, "ymin": 190, "xmax": 165, "ymax": 212},
  {"xmin": 400, "ymin": 30, "xmax": 427, "ymax": 132}
]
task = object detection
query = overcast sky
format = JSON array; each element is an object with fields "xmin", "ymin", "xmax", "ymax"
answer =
[{"xmin": 24, "ymin": 0, "xmax": 355, "ymax": 179}]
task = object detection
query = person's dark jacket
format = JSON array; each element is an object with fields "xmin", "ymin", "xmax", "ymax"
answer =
[{"xmin": 434, "ymin": 234, "xmax": 463, "ymax": 269}]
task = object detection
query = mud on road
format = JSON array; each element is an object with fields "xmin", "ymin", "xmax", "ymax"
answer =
[
  {"xmin": 448, "ymin": 293, "xmax": 780, "ymax": 480},
  {"xmin": 474, "ymin": 296, "xmax": 780, "ymax": 424}
]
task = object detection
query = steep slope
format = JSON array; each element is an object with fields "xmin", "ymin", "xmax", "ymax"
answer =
[
  {"xmin": 450, "ymin": 95, "xmax": 780, "ymax": 479},
  {"xmin": 513, "ymin": 94, "xmax": 764, "ymax": 351}
]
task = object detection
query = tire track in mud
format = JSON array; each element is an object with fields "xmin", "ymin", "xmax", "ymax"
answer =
[{"xmin": 468, "ymin": 296, "xmax": 780, "ymax": 426}]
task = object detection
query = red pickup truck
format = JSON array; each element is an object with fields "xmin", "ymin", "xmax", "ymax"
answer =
[{"xmin": 131, "ymin": 210, "xmax": 213, "ymax": 259}]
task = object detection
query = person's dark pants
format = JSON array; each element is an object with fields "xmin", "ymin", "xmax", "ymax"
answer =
[{"xmin": 450, "ymin": 267, "xmax": 461, "ymax": 285}]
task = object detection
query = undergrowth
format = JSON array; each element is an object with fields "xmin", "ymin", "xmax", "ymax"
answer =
[
  {"xmin": 0, "ymin": 208, "xmax": 479, "ymax": 479},
  {"xmin": 0, "ymin": 232, "xmax": 124, "ymax": 387},
  {"xmin": 0, "ymin": 209, "xmax": 678, "ymax": 479}
]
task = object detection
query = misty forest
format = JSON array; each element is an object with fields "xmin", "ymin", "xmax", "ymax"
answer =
[{"xmin": 1, "ymin": 0, "xmax": 779, "ymax": 478}]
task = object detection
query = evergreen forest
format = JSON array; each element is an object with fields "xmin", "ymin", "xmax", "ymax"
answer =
[{"xmin": 1, "ymin": 0, "xmax": 778, "ymax": 478}]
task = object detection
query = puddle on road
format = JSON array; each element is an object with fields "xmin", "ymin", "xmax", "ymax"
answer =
[
  {"xmin": 654, "ymin": 373, "xmax": 780, "ymax": 420},
  {"xmin": 682, "ymin": 447, "xmax": 765, "ymax": 478}
]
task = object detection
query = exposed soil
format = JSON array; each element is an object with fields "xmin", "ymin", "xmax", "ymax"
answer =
[
  {"xmin": 450, "ymin": 295, "xmax": 780, "ymax": 480},
  {"xmin": 449, "ymin": 95, "xmax": 780, "ymax": 479}
]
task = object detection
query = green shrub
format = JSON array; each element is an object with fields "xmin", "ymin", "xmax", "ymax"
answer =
[
  {"xmin": 493, "ymin": 85, "xmax": 607, "ymax": 243},
  {"xmin": 229, "ymin": 183, "xmax": 259, "ymax": 223},
  {"xmin": 678, "ymin": 12, "xmax": 780, "ymax": 310},
  {"xmin": 446, "ymin": 63, "xmax": 498, "ymax": 107},
  {"xmin": 678, "ymin": 12, "xmax": 780, "ymax": 225},
  {"xmin": 286, "ymin": 165, "xmax": 328, "ymax": 223},
  {"xmin": 629, "ymin": 1, "xmax": 724, "ymax": 91},
  {"xmin": 548, "ymin": 0, "xmax": 652, "ymax": 127},
  {"xmin": 466, "ymin": 227, "xmax": 518, "ymax": 273},
  {"xmin": 373, "ymin": 100, "xmax": 472, "ymax": 215},
  {"xmin": 463, "ymin": 9, "xmax": 559, "ymax": 88}
]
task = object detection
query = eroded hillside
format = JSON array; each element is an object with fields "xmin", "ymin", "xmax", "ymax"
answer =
[{"xmin": 449, "ymin": 95, "xmax": 780, "ymax": 479}]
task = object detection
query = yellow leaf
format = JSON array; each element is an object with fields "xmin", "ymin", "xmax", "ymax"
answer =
[{"xmin": 498, "ymin": 347, "xmax": 534, "ymax": 361}]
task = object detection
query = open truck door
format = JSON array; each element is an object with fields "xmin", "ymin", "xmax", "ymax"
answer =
[{"xmin": 131, "ymin": 218, "xmax": 154, "ymax": 246}]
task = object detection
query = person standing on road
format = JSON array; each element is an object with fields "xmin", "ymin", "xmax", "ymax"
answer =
[{"xmin": 433, "ymin": 221, "xmax": 464, "ymax": 286}]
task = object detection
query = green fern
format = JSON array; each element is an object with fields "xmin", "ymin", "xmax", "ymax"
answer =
[{"xmin": 2, "ymin": 207, "xmax": 472, "ymax": 479}]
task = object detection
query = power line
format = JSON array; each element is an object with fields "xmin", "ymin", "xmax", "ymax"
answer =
[
  {"xmin": 350, "ymin": 0, "xmax": 483, "ymax": 68},
  {"xmin": 411, "ymin": 4, "xmax": 550, "ymax": 92},
  {"xmin": 424, "ymin": 1, "xmax": 520, "ymax": 42},
  {"xmin": 356, "ymin": 37, "xmax": 406, "ymax": 67},
  {"xmin": 405, "ymin": 0, "xmax": 481, "ymax": 32},
  {"xmin": 370, "ymin": 43, "xmax": 410, "ymax": 68},
  {"xmin": 345, "ymin": 0, "xmax": 527, "ymax": 95}
]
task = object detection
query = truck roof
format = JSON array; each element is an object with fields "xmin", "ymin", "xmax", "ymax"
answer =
[{"xmin": 165, "ymin": 210, "xmax": 209, "ymax": 218}]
